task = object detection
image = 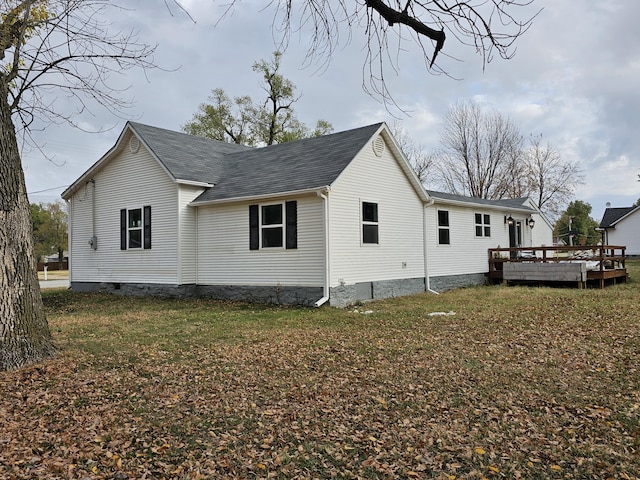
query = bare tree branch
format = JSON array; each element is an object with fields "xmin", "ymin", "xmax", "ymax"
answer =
[{"xmin": 259, "ymin": 0, "xmax": 541, "ymax": 107}]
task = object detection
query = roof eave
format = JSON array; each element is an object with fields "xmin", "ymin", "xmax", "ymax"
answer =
[
  {"xmin": 190, "ymin": 186, "xmax": 332, "ymax": 207},
  {"xmin": 431, "ymin": 197, "xmax": 534, "ymax": 213},
  {"xmin": 176, "ymin": 179, "xmax": 214, "ymax": 188},
  {"xmin": 609, "ymin": 205, "xmax": 640, "ymax": 227}
]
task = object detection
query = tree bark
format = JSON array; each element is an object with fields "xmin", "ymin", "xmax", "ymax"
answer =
[{"xmin": 0, "ymin": 81, "xmax": 55, "ymax": 371}]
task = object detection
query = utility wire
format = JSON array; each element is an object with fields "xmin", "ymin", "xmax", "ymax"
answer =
[{"xmin": 28, "ymin": 185, "xmax": 69, "ymax": 195}]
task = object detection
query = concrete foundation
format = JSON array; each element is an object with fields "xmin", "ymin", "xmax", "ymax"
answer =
[
  {"xmin": 72, "ymin": 277, "xmax": 427, "ymax": 308},
  {"xmin": 70, "ymin": 282, "xmax": 323, "ymax": 306},
  {"xmin": 428, "ymin": 273, "xmax": 488, "ymax": 292}
]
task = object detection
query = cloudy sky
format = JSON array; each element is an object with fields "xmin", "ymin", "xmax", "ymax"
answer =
[{"xmin": 23, "ymin": 0, "xmax": 640, "ymax": 222}]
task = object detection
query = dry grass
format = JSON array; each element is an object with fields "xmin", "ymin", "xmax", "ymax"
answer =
[{"xmin": 1, "ymin": 264, "xmax": 639, "ymax": 479}]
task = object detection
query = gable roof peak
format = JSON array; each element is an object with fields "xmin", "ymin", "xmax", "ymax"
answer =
[
  {"xmin": 192, "ymin": 122, "xmax": 387, "ymax": 203},
  {"xmin": 599, "ymin": 205, "xmax": 640, "ymax": 228}
]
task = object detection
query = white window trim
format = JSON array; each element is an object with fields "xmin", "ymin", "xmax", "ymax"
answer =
[
  {"xmin": 437, "ymin": 209, "xmax": 451, "ymax": 246},
  {"xmin": 361, "ymin": 200, "xmax": 380, "ymax": 246},
  {"xmin": 127, "ymin": 206, "xmax": 144, "ymax": 250},
  {"xmin": 260, "ymin": 202, "xmax": 285, "ymax": 249}
]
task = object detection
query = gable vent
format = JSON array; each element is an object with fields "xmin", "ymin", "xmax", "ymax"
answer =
[
  {"xmin": 372, "ymin": 136, "xmax": 385, "ymax": 157},
  {"xmin": 129, "ymin": 136, "xmax": 140, "ymax": 153}
]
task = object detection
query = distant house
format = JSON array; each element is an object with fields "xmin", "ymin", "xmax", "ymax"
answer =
[
  {"xmin": 62, "ymin": 122, "xmax": 553, "ymax": 306},
  {"xmin": 599, "ymin": 205, "xmax": 640, "ymax": 255}
]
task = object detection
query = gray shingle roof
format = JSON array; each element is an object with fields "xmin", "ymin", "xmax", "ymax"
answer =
[
  {"xmin": 128, "ymin": 122, "xmax": 384, "ymax": 202},
  {"xmin": 426, "ymin": 190, "xmax": 534, "ymax": 211},
  {"xmin": 192, "ymin": 123, "xmax": 384, "ymax": 203},
  {"xmin": 128, "ymin": 122, "xmax": 251, "ymax": 184},
  {"xmin": 599, "ymin": 206, "xmax": 637, "ymax": 228}
]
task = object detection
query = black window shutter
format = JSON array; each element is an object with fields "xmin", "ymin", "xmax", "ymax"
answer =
[
  {"xmin": 143, "ymin": 205, "xmax": 152, "ymax": 249},
  {"xmin": 249, "ymin": 205, "xmax": 259, "ymax": 250},
  {"xmin": 120, "ymin": 209, "xmax": 127, "ymax": 250},
  {"xmin": 285, "ymin": 200, "xmax": 297, "ymax": 249}
]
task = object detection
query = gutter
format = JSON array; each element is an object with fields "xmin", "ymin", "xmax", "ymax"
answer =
[
  {"xmin": 314, "ymin": 188, "xmax": 331, "ymax": 307},
  {"xmin": 190, "ymin": 186, "xmax": 328, "ymax": 207}
]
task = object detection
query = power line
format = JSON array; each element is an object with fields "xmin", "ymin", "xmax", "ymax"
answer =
[{"xmin": 27, "ymin": 185, "xmax": 69, "ymax": 195}]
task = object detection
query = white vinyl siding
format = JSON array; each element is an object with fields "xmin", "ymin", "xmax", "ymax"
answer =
[
  {"xmin": 196, "ymin": 195, "xmax": 324, "ymax": 287},
  {"xmin": 328, "ymin": 135, "xmax": 425, "ymax": 287},
  {"xmin": 68, "ymin": 132, "xmax": 179, "ymax": 284},
  {"xmin": 178, "ymin": 184, "xmax": 206, "ymax": 283},
  {"xmin": 605, "ymin": 215, "xmax": 640, "ymax": 255},
  {"xmin": 427, "ymin": 207, "xmax": 509, "ymax": 277}
]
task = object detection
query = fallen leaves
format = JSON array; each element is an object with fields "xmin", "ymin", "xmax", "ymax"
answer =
[{"xmin": 1, "ymin": 285, "xmax": 639, "ymax": 478}]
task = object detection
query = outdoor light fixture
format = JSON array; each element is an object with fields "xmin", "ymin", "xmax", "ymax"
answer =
[
  {"xmin": 528, "ymin": 217, "xmax": 535, "ymax": 228},
  {"xmin": 504, "ymin": 215, "xmax": 514, "ymax": 226}
]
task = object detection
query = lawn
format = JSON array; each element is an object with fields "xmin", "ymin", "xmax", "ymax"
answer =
[{"xmin": 2, "ymin": 265, "xmax": 639, "ymax": 479}]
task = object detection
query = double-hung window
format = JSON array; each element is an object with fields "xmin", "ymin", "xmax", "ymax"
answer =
[
  {"xmin": 362, "ymin": 201, "xmax": 379, "ymax": 244},
  {"xmin": 249, "ymin": 201, "xmax": 297, "ymax": 250},
  {"xmin": 120, "ymin": 206, "xmax": 151, "ymax": 250},
  {"xmin": 261, "ymin": 204, "xmax": 284, "ymax": 248},
  {"xmin": 437, "ymin": 210, "xmax": 450, "ymax": 245},
  {"xmin": 475, "ymin": 213, "xmax": 491, "ymax": 237}
]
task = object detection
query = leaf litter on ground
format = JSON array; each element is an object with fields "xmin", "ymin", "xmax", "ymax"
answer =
[{"xmin": 2, "ymin": 270, "xmax": 640, "ymax": 479}]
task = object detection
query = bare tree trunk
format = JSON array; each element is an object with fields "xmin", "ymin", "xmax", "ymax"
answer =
[{"xmin": 0, "ymin": 85, "xmax": 55, "ymax": 371}]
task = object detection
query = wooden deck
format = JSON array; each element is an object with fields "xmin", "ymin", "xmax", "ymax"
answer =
[{"xmin": 488, "ymin": 245, "xmax": 628, "ymax": 288}]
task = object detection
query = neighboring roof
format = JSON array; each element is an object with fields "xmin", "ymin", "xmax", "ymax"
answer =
[
  {"xmin": 599, "ymin": 206, "xmax": 639, "ymax": 228},
  {"xmin": 128, "ymin": 122, "xmax": 251, "ymax": 185},
  {"xmin": 426, "ymin": 190, "xmax": 535, "ymax": 212},
  {"xmin": 192, "ymin": 123, "xmax": 385, "ymax": 204}
]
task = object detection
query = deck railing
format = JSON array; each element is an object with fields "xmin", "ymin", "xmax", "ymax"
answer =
[{"xmin": 488, "ymin": 245, "xmax": 627, "ymax": 287}]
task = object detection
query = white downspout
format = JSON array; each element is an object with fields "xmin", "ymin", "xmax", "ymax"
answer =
[
  {"xmin": 66, "ymin": 198, "xmax": 72, "ymax": 286},
  {"xmin": 314, "ymin": 188, "xmax": 330, "ymax": 307},
  {"xmin": 195, "ymin": 205, "xmax": 199, "ymax": 287},
  {"xmin": 423, "ymin": 198, "xmax": 439, "ymax": 295}
]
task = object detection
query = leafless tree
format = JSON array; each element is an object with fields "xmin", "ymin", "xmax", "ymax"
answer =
[
  {"xmin": 213, "ymin": 0, "xmax": 540, "ymax": 106},
  {"xmin": 433, "ymin": 101, "xmax": 583, "ymax": 217},
  {"xmin": 1, "ymin": 0, "xmax": 156, "ymax": 371},
  {"xmin": 526, "ymin": 134, "xmax": 584, "ymax": 217},
  {"xmin": 435, "ymin": 100, "xmax": 524, "ymax": 199}
]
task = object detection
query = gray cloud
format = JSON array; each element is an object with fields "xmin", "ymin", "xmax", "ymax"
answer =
[{"xmin": 24, "ymin": 0, "xmax": 640, "ymax": 219}]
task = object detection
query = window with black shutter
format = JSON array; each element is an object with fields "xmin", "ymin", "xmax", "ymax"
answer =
[
  {"xmin": 120, "ymin": 206, "xmax": 152, "ymax": 250},
  {"xmin": 249, "ymin": 201, "xmax": 297, "ymax": 250}
]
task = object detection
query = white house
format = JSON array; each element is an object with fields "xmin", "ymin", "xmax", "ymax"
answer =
[
  {"xmin": 425, "ymin": 191, "xmax": 553, "ymax": 291},
  {"xmin": 62, "ymin": 122, "xmax": 553, "ymax": 306},
  {"xmin": 599, "ymin": 206, "xmax": 640, "ymax": 255}
]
